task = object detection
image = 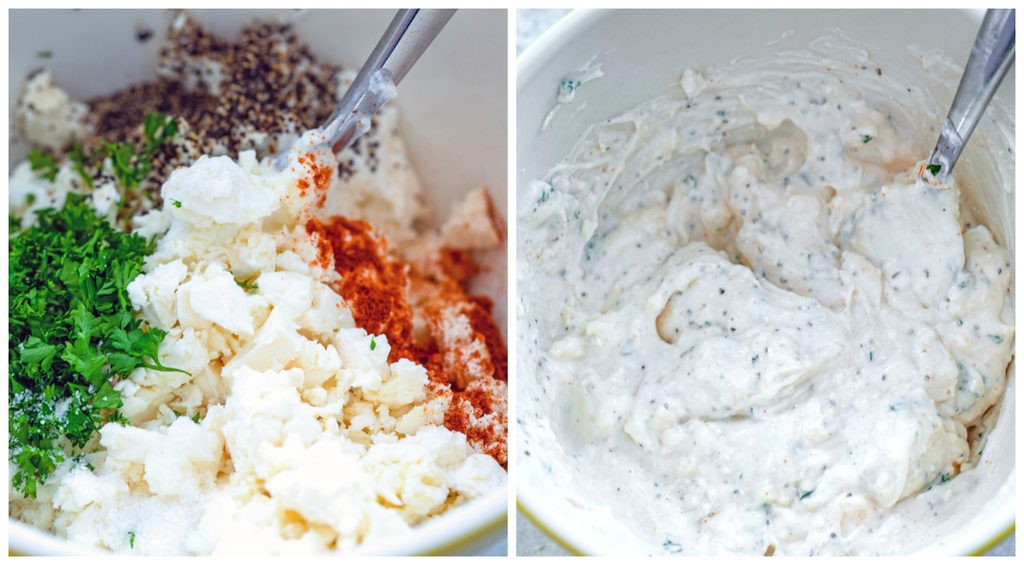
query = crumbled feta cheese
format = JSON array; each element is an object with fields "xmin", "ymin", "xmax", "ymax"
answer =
[
  {"xmin": 440, "ymin": 187, "xmax": 503, "ymax": 250},
  {"xmin": 127, "ymin": 259, "xmax": 188, "ymax": 330},
  {"xmin": 9, "ymin": 161, "xmax": 78, "ymax": 228},
  {"xmin": 185, "ymin": 264, "xmax": 257, "ymax": 335},
  {"xmin": 319, "ymin": 97, "xmax": 426, "ymax": 244},
  {"xmin": 15, "ymin": 70, "xmax": 91, "ymax": 151},
  {"xmin": 89, "ymin": 182, "xmax": 120, "ymax": 223},
  {"xmin": 162, "ymin": 154, "xmax": 278, "ymax": 227}
]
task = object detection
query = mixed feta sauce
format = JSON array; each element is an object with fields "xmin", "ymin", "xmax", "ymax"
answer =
[{"xmin": 518, "ymin": 35, "xmax": 1013, "ymax": 555}]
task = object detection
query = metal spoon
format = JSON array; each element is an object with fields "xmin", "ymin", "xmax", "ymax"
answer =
[
  {"xmin": 927, "ymin": 9, "xmax": 1014, "ymax": 181},
  {"xmin": 277, "ymin": 8, "xmax": 455, "ymax": 166}
]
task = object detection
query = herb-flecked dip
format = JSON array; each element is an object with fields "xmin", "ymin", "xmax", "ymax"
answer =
[{"xmin": 518, "ymin": 33, "xmax": 1014, "ymax": 555}]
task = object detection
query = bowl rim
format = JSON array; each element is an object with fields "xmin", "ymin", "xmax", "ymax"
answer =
[
  {"xmin": 9, "ymin": 484, "xmax": 506, "ymax": 556},
  {"xmin": 515, "ymin": 7, "xmax": 1015, "ymax": 556}
]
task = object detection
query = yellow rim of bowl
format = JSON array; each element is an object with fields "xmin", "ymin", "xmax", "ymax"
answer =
[
  {"xmin": 8, "ymin": 521, "xmax": 505, "ymax": 557},
  {"xmin": 9, "ymin": 506, "xmax": 506, "ymax": 556},
  {"xmin": 521, "ymin": 494, "xmax": 1015, "ymax": 556},
  {"xmin": 419, "ymin": 511, "xmax": 508, "ymax": 556},
  {"xmin": 517, "ymin": 499, "xmax": 584, "ymax": 556},
  {"xmin": 969, "ymin": 522, "xmax": 1015, "ymax": 556}
]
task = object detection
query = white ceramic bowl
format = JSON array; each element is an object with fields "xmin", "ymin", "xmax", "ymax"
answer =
[
  {"xmin": 8, "ymin": 8, "xmax": 507, "ymax": 556},
  {"xmin": 517, "ymin": 9, "xmax": 1014, "ymax": 556}
]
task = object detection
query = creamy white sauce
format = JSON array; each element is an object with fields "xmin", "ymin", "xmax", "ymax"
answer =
[{"xmin": 519, "ymin": 35, "xmax": 1013, "ymax": 556}]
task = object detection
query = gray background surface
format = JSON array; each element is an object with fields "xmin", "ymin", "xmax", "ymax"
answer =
[{"xmin": 514, "ymin": 8, "xmax": 1014, "ymax": 557}]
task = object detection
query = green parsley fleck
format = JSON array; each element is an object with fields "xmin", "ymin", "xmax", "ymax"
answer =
[
  {"xmin": 926, "ymin": 163, "xmax": 941, "ymax": 176},
  {"xmin": 67, "ymin": 143, "xmax": 97, "ymax": 189},
  {"xmin": 536, "ymin": 188, "xmax": 551, "ymax": 205},
  {"xmin": 234, "ymin": 273, "xmax": 259, "ymax": 293},
  {"xmin": 559, "ymin": 79, "xmax": 581, "ymax": 97},
  {"xmin": 662, "ymin": 540, "xmax": 683, "ymax": 554},
  {"xmin": 940, "ymin": 473, "xmax": 952, "ymax": 483},
  {"xmin": 104, "ymin": 112, "xmax": 178, "ymax": 190},
  {"xmin": 103, "ymin": 141, "xmax": 149, "ymax": 190},
  {"xmin": 861, "ymin": 134, "xmax": 873, "ymax": 143},
  {"xmin": 988, "ymin": 334, "xmax": 1004, "ymax": 344},
  {"xmin": 128, "ymin": 530, "xmax": 136, "ymax": 549},
  {"xmin": 799, "ymin": 489, "xmax": 815, "ymax": 500},
  {"xmin": 9, "ymin": 195, "xmax": 186, "ymax": 498},
  {"xmin": 370, "ymin": 337, "xmax": 377, "ymax": 351},
  {"xmin": 171, "ymin": 199, "xmax": 182, "ymax": 208},
  {"xmin": 143, "ymin": 112, "xmax": 178, "ymax": 153},
  {"xmin": 27, "ymin": 148, "xmax": 59, "ymax": 182}
]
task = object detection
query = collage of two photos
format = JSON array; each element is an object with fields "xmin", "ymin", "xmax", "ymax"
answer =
[{"xmin": 6, "ymin": 7, "xmax": 1016, "ymax": 557}]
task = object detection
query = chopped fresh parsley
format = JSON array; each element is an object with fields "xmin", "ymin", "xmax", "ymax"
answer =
[
  {"xmin": 988, "ymin": 334, "xmax": 1004, "ymax": 344},
  {"xmin": 128, "ymin": 530, "xmax": 136, "ymax": 549},
  {"xmin": 9, "ymin": 194, "xmax": 185, "ymax": 497},
  {"xmin": 234, "ymin": 273, "xmax": 259, "ymax": 293},
  {"xmin": 799, "ymin": 489, "xmax": 815, "ymax": 500},
  {"xmin": 171, "ymin": 199, "xmax": 182, "ymax": 208},
  {"xmin": 104, "ymin": 141, "xmax": 151, "ymax": 190},
  {"xmin": 559, "ymin": 79, "xmax": 581, "ymax": 97},
  {"xmin": 28, "ymin": 113, "xmax": 177, "ymax": 193},
  {"xmin": 662, "ymin": 540, "xmax": 683, "ymax": 554},
  {"xmin": 67, "ymin": 143, "xmax": 96, "ymax": 189},
  {"xmin": 370, "ymin": 337, "xmax": 377, "ymax": 351},
  {"xmin": 861, "ymin": 134, "xmax": 873, "ymax": 143},
  {"xmin": 103, "ymin": 112, "xmax": 178, "ymax": 190},
  {"xmin": 536, "ymin": 187, "xmax": 551, "ymax": 205},
  {"xmin": 143, "ymin": 112, "xmax": 178, "ymax": 153},
  {"xmin": 940, "ymin": 473, "xmax": 952, "ymax": 483},
  {"xmin": 926, "ymin": 163, "xmax": 941, "ymax": 176},
  {"xmin": 27, "ymin": 148, "xmax": 59, "ymax": 182}
]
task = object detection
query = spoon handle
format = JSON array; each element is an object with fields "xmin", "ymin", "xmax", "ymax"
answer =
[
  {"xmin": 929, "ymin": 9, "xmax": 1014, "ymax": 180},
  {"xmin": 322, "ymin": 9, "xmax": 455, "ymax": 155}
]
